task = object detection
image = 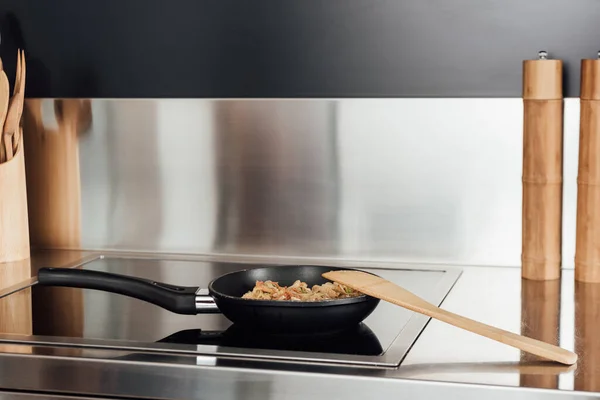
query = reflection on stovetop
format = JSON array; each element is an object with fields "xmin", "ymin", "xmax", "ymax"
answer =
[{"xmin": 158, "ymin": 323, "xmax": 384, "ymax": 356}]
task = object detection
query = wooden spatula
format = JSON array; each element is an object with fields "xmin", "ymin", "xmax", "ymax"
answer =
[
  {"xmin": 2, "ymin": 50, "xmax": 24, "ymax": 161},
  {"xmin": 322, "ymin": 270, "xmax": 578, "ymax": 365},
  {"xmin": 11, "ymin": 50, "xmax": 27, "ymax": 154},
  {"xmin": 0, "ymin": 58, "xmax": 10, "ymax": 163},
  {"xmin": 11, "ymin": 49, "xmax": 25, "ymax": 154}
]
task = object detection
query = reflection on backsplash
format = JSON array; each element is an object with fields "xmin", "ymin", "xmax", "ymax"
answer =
[
  {"xmin": 211, "ymin": 100, "xmax": 340, "ymax": 255},
  {"xmin": 23, "ymin": 99, "xmax": 91, "ymax": 250},
  {"xmin": 21, "ymin": 98, "xmax": 581, "ymax": 268}
]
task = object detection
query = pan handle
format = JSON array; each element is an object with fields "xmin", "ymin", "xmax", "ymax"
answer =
[{"xmin": 37, "ymin": 267, "xmax": 220, "ymax": 315}]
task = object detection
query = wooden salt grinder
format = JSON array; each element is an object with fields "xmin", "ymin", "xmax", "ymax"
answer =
[
  {"xmin": 576, "ymin": 54, "xmax": 600, "ymax": 282},
  {"xmin": 522, "ymin": 51, "xmax": 563, "ymax": 281}
]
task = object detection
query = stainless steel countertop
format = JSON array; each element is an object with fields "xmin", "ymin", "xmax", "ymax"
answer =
[{"xmin": 0, "ymin": 249, "xmax": 597, "ymax": 400}]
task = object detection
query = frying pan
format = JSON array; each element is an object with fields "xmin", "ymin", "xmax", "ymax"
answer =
[{"xmin": 37, "ymin": 265, "xmax": 380, "ymax": 334}]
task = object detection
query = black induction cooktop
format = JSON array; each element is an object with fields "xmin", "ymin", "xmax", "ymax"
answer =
[{"xmin": 22, "ymin": 256, "xmax": 460, "ymax": 367}]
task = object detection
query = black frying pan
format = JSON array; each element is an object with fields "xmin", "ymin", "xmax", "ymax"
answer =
[{"xmin": 37, "ymin": 265, "xmax": 381, "ymax": 334}]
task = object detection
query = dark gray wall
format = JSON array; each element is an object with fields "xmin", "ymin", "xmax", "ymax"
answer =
[{"xmin": 0, "ymin": 0, "xmax": 597, "ymax": 98}]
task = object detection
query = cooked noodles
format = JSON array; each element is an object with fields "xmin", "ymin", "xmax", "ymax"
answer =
[{"xmin": 242, "ymin": 279, "xmax": 361, "ymax": 301}]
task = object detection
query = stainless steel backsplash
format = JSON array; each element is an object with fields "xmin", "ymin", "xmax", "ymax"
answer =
[{"xmin": 23, "ymin": 98, "xmax": 581, "ymax": 268}]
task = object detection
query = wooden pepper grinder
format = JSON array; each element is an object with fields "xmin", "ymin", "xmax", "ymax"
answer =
[
  {"xmin": 522, "ymin": 51, "xmax": 563, "ymax": 281},
  {"xmin": 575, "ymin": 53, "xmax": 600, "ymax": 283}
]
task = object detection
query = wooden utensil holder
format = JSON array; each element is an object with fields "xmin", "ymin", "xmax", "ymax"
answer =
[
  {"xmin": 0, "ymin": 136, "xmax": 30, "ymax": 263},
  {"xmin": 0, "ymin": 137, "xmax": 32, "ymax": 336},
  {"xmin": 575, "ymin": 58, "xmax": 600, "ymax": 282},
  {"xmin": 0, "ymin": 257, "xmax": 32, "ymax": 336},
  {"xmin": 521, "ymin": 52, "xmax": 563, "ymax": 281}
]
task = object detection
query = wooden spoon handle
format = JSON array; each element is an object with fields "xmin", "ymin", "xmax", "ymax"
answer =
[
  {"xmin": 422, "ymin": 303, "xmax": 577, "ymax": 365},
  {"xmin": 322, "ymin": 270, "xmax": 578, "ymax": 365},
  {"xmin": 3, "ymin": 133, "xmax": 12, "ymax": 160},
  {"xmin": 0, "ymin": 133, "xmax": 5, "ymax": 163},
  {"xmin": 12, "ymin": 126, "xmax": 22, "ymax": 154}
]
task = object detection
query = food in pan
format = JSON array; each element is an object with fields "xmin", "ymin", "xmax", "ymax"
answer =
[{"xmin": 242, "ymin": 279, "xmax": 361, "ymax": 301}]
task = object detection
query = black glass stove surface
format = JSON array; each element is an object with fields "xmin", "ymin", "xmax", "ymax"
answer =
[{"xmin": 27, "ymin": 256, "xmax": 460, "ymax": 367}]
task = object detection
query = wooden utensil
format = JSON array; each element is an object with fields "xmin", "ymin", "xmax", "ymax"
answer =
[
  {"xmin": 12, "ymin": 50, "xmax": 25, "ymax": 154},
  {"xmin": 322, "ymin": 270, "xmax": 578, "ymax": 365},
  {"xmin": 2, "ymin": 50, "xmax": 25, "ymax": 161},
  {"xmin": 0, "ymin": 58, "xmax": 10, "ymax": 163},
  {"xmin": 14, "ymin": 48, "xmax": 21, "ymax": 97}
]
